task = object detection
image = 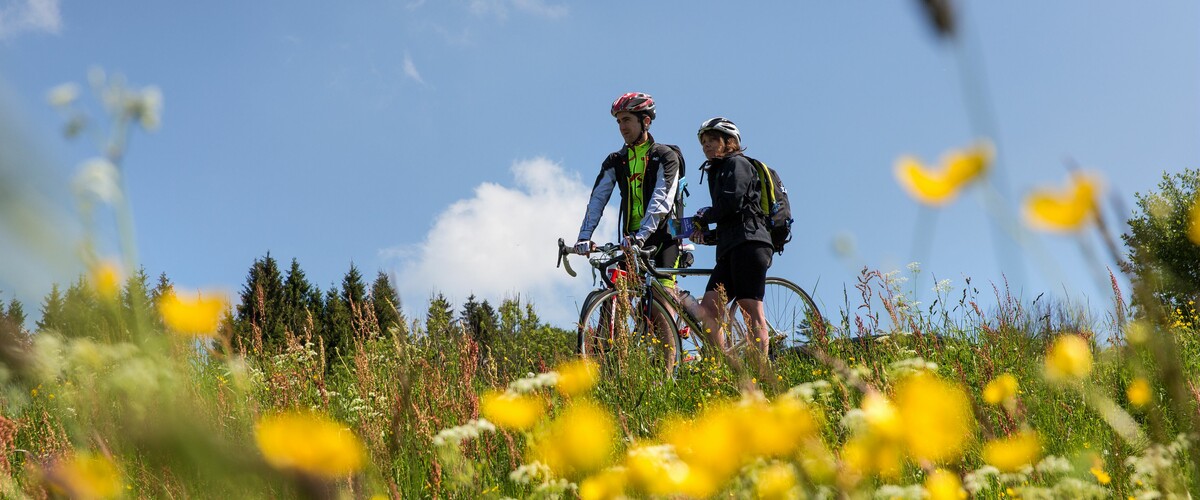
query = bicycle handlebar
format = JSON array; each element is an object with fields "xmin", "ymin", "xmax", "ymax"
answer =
[{"xmin": 557, "ymin": 238, "xmax": 674, "ymax": 284}]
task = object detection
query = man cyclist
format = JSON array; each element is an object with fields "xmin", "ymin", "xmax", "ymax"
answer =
[{"xmin": 575, "ymin": 92, "xmax": 685, "ymax": 372}]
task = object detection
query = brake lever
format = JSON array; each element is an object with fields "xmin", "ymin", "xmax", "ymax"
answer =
[{"xmin": 556, "ymin": 238, "xmax": 577, "ymax": 277}]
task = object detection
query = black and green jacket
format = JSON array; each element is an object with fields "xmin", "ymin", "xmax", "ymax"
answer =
[{"xmin": 577, "ymin": 134, "xmax": 683, "ymax": 247}]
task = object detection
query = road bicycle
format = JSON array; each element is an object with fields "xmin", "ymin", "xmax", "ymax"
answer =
[{"xmin": 556, "ymin": 238, "xmax": 823, "ymax": 370}]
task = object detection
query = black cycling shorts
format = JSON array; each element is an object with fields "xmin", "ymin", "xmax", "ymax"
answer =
[{"xmin": 706, "ymin": 241, "xmax": 773, "ymax": 301}]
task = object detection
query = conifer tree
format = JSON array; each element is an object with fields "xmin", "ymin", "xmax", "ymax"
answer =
[
  {"xmin": 340, "ymin": 264, "xmax": 368, "ymax": 336},
  {"xmin": 282, "ymin": 258, "xmax": 320, "ymax": 340},
  {"xmin": 425, "ymin": 293, "xmax": 455, "ymax": 342},
  {"xmin": 148, "ymin": 272, "xmax": 173, "ymax": 331},
  {"xmin": 121, "ymin": 268, "xmax": 154, "ymax": 336},
  {"xmin": 37, "ymin": 284, "xmax": 66, "ymax": 332},
  {"xmin": 235, "ymin": 253, "xmax": 286, "ymax": 352},
  {"xmin": 461, "ymin": 295, "xmax": 497, "ymax": 354},
  {"xmin": 321, "ymin": 284, "xmax": 353, "ymax": 366},
  {"xmin": 369, "ymin": 271, "xmax": 403, "ymax": 338},
  {"xmin": 6, "ymin": 298, "xmax": 26, "ymax": 333}
]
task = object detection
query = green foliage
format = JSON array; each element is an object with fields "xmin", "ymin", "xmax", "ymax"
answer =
[
  {"xmin": 369, "ymin": 271, "xmax": 403, "ymax": 338},
  {"xmin": 1123, "ymin": 168, "xmax": 1200, "ymax": 314},
  {"xmin": 234, "ymin": 253, "xmax": 285, "ymax": 352}
]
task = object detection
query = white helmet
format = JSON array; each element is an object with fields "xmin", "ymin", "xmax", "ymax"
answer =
[{"xmin": 697, "ymin": 117, "xmax": 740, "ymax": 142}]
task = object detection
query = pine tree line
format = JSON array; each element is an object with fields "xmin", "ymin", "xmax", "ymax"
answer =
[{"xmin": 13, "ymin": 252, "xmax": 571, "ymax": 377}]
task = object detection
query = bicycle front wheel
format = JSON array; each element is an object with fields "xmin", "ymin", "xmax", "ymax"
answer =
[
  {"xmin": 577, "ymin": 289, "xmax": 681, "ymax": 369},
  {"xmin": 727, "ymin": 277, "xmax": 822, "ymax": 357}
]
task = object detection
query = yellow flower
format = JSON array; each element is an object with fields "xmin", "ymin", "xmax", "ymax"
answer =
[
  {"xmin": 664, "ymin": 405, "xmax": 744, "ymax": 484},
  {"xmin": 556, "ymin": 358, "xmax": 600, "ymax": 396},
  {"xmin": 1188, "ymin": 195, "xmax": 1200, "ymax": 245},
  {"xmin": 481, "ymin": 391, "xmax": 543, "ymax": 430},
  {"xmin": 983, "ymin": 373, "xmax": 1019, "ymax": 405},
  {"xmin": 579, "ymin": 467, "xmax": 627, "ymax": 500},
  {"xmin": 254, "ymin": 411, "xmax": 365, "ymax": 478},
  {"xmin": 982, "ymin": 431, "xmax": 1042, "ymax": 473},
  {"xmin": 89, "ymin": 260, "xmax": 123, "ymax": 300},
  {"xmin": 158, "ymin": 290, "xmax": 229, "ymax": 337},
  {"xmin": 1045, "ymin": 334, "xmax": 1093, "ymax": 382},
  {"xmin": 1090, "ymin": 466, "xmax": 1111, "ymax": 485},
  {"xmin": 1126, "ymin": 377, "xmax": 1152, "ymax": 408},
  {"xmin": 50, "ymin": 451, "xmax": 122, "ymax": 499},
  {"xmin": 1023, "ymin": 171, "xmax": 1101, "ymax": 231},
  {"xmin": 860, "ymin": 392, "xmax": 901, "ymax": 439},
  {"xmin": 755, "ymin": 462, "xmax": 799, "ymax": 500},
  {"xmin": 529, "ymin": 401, "xmax": 615, "ymax": 478},
  {"xmin": 895, "ymin": 373, "xmax": 975, "ymax": 463},
  {"xmin": 926, "ymin": 468, "xmax": 966, "ymax": 500},
  {"xmin": 894, "ymin": 140, "xmax": 992, "ymax": 206},
  {"xmin": 742, "ymin": 397, "xmax": 817, "ymax": 459}
]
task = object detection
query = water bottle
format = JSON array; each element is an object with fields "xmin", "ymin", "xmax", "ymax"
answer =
[{"xmin": 678, "ymin": 289, "xmax": 702, "ymax": 319}]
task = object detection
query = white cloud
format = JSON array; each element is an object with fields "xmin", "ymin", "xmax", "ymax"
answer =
[
  {"xmin": 385, "ymin": 158, "xmax": 615, "ymax": 327},
  {"xmin": 402, "ymin": 51, "xmax": 425, "ymax": 85},
  {"xmin": 512, "ymin": 0, "xmax": 567, "ymax": 19},
  {"xmin": 468, "ymin": 0, "xmax": 507, "ymax": 20},
  {"xmin": 0, "ymin": 0, "xmax": 60, "ymax": 39}
]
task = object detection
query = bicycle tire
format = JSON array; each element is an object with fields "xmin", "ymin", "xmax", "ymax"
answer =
[
  {"xmin": 577, "ymin": 289, "xmax": 682, "ymax": 368},
  {"xmin": 726, "ymin": 277, "xmax": 822, "ymax": 357}
]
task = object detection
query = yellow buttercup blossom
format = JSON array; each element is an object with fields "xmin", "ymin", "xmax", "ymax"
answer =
[
  {"xmin": 983, "ymin": 373, "xmax": 1019, "ymax": 405},
  {"xmin": 894, "ymin": 140, "xmax": 992, "ymax": 206},
  {"xmin": 51, "ymin": 451, "xmax": 122, "ymax": 499},
  {"xmin": 664, "ymin": 405, "xmax": 744, "ymax": 485},
  {"xmin": 254, "ymin": 411, "xmax": 365, "ymax": 478},
  {"xmin": 1126, "ymin": 377, "xmax": 1152, "ymax": 408},
  {"xmin": 1090, "ymin": 466, "xmax": 1111, "ymax": 485},
  {"xmin": 1045, "ymin": 334, "xmax": 1093, "ymax": 382},
  {"xmin": 1188, "ymin": 195, "xmax": 1200, "ymax": 245},
  {"xmin": 742, "ymin": 397, "xmax": 817, "ymax": 459},
  {"xmin": 529, "ymin": 400, "xmax": 615, "ymax": 478},
  {"xmin": 158, "ymin": 290, "xmax": 229, "ymax": 337},
  {"xmin": 896, "ymin": 373, "xmax": 975, "ymax": 464},
  {"xmin": 860, "ymin": 392, "xmax": 901, "ymax": 439},
  {"xmin": 982, "ymin": 431, "xmax": 1042, "ymax": 473},
  {"xmin": 926, "ymin": 468, "xmax": 966, "ymax": 500},
  {"xmin": 555, "ymin": 358, "xmax": 600, "ymax": 396},
  {"xmin": 1023, "ymin": 171, "xmax": 1101, "ymax": 231},
  {"xmin": 578, "ymin": 467, "xmax": 628, "ymax": 500},
  {"xmin": 481, "ymin": 391, "xmax": 543, "ymax": 430},
  {"xmin": 755, "ymin": 462, "xmax": 799, "ymax": 500},
  {"xmin": 89, "ymin": 260, "xmax": 123, "ymax": 300}
]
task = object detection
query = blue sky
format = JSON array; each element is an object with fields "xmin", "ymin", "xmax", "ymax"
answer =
[{"xmin": 0, "ymin": 1, "xmax": 1196, "ymax": 330}]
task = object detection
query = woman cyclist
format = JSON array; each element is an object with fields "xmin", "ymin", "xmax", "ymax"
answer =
[{"xmin": 689, "ymin": 117, "xmax": 773, "ymax": 369}]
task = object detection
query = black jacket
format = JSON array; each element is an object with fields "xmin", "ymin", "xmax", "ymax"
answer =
[{"xmin": 693, "ymin": 153, "xmax": 772, "ymax": 258}]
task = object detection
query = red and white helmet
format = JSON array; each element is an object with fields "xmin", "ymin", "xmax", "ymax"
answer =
[
  {"xmin": 610, "ymin": 92, "xmax": 656, "ymax": 120},
  {"xmin": 697, "ymin": 116, "xmax": 741, "ymax": 142}
]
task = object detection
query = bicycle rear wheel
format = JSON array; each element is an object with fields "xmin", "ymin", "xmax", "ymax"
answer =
[
  {"xmin": 727, "ymin": 277, "xmax": 822, "ymax": 357},
  {"xmin": 577, "ymin": 289, "xmax": 682, "ymax": 369}
]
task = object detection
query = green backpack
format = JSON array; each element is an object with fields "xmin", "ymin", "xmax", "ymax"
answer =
[{"xmin": 746, "ymin": 156, "xmax": 793, "ymax": 254}]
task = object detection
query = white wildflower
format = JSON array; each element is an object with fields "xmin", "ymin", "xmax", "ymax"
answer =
[
  {"xmin": 432, "ymin": 418, "xmax": 495, "ymax": 447},
  {"xmin": 72, "ymin": 157, "xmax": 123, "ymax": 204},
  {"xmin": 874, "ymin": 483, "xmax": 923, "ymax": 499},
  {"xmin": 47, "ymin": 83, "xmax": 80, "ymax": 108},
  {"xmin": 906, "ymin": 261, "xmax": 921, "ymax": 274},
  {"xmin": 509, "ymin": 461, "xmax": 554, "ymax": 485},
  {"xmin": 786, "ymin": 380, "xmax": 831, "ymax": 403},
  {"xmin": 933, "ymin": 279, "xmax": 953, "ymax": 294},
  {"xmin": 840, "ymin": 408, "xmax": 867, "ymax": 434},
  {"xmin": 1034, "ymin": 455, "xmax": 1072, "ymax": 475},
  {"xmin": 507, "ymin": 371, "xmax": 558, "ymax": 394}
]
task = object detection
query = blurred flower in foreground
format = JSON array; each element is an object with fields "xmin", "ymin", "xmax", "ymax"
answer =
[
  {"xmin": 481, "ymin": 391, "xmax": 543, "ymax": 430},
  {"xmin": 895, "ymin": 373, "xmax": 975, "ymax": 463},
  {"xmin": 47, "ymin": 83, "xmax": 81, "ymax": 108},
  {"xmin": 983, "ymin": 373, "xmax": 1019, "ymax": 406},
  {"xmin": 925, "ymin": 468, "xmax": 965, "ymax": 500},
  {"xmin": 578, "ymin": 467, "xmax": 628, "ymax": 500},
  {"xmin": 1044, "ymin": 334, "xmax": 1093, "ymax": 382},
  {"xmin": 1090, "ymin": 466, "xmax": 1111, "ymax": 485},
  {"xmin": 894, "ymin": 140, "xmax": 992, "ymax": 206},
  {"xmin": 1188, "ymin": 195, "xmax": 1200, "ymax": 245},
  {"xmin": 72, "ymin": 158, "xmax": 123, "ymax": 205},
  {"xmin": 555, "ymin": 358, "xmax": 600, "ymax": 397},
  {"xmin": 89, "ymin": 259, "xmax": 123, "ymax": 300},
  {"xmin": 529, "ymin": 401, "xmax": 615, "ymax": 478},
  {"xmin": 1126, "ymin": 377, "xmax": 1152, "ymax": 408},
  {"xmin": 755, "ymin": 462, "xmax": 799, "ymax": 500},
  {"xmin": 158, "ymin": 290, "xmax": 228, "ymax": 337},
  {"xmin": 1023, "ymin": 171, "xmax": 1101, "ymax": 232},
  {"xmin": 982, "ymin": 431, "xmax": 1042, "ymax": 473},
  {"xmin": 255, "ymin": 411, "xmax": 365, "ymax": 479},
  {"xmin": 47, "ymin": 451, "xmax": 122, "ymax": 499}
]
